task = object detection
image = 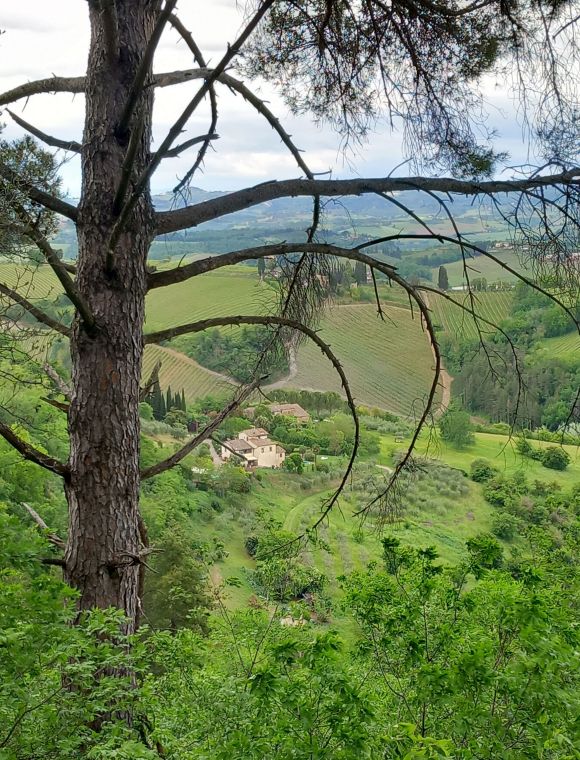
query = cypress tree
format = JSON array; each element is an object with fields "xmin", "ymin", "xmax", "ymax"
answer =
[
  {"xmin": 438, "ymin": 265, "xmax": 450, "ymax": 291},
  {"xmin": 166, "ymin": 386, "xmax": 173, "ymax": 414},
  {"xmin": 150, "ymin": 376, "xmax": 164, "ymax": 421}
]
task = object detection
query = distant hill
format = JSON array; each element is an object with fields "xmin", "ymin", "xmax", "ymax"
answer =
[{"xmin": 54, "ymin": 187, "xmax": 509, "ymax": 259}]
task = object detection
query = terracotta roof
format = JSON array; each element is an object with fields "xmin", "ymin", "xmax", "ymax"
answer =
[
  {"xmin": 224, "ymin": 439, "xmax": 253, "ymax": 452},
  {"xmin": 269, "ymin": 403, "xmax": 309, "ymax": 417},
  {"xmin": 247, "ymin": 437, "xmax": 276, "ymax": 448},
  {"xmin": 241, "ymin": 427, "xmax": 269, "ymax": 437}
]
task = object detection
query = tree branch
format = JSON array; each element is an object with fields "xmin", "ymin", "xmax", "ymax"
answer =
[
  {"xmin": 9, "ymin": 216, "xmax": 96, "ymax": 333},
  {"xmin": 0, "ymin": 161, "xmax": 78, "ymax": 222},
  {"xmin": 0, "ymin": 76, "xmax": 85, "ymax": 107},
  {"xmin": 21, "ymin": 502, "xmax": 65, "ymax": 548},
  {"xmin": 148, "ymin": 242, "xmax": 397, "ymax": 289},
  {"xmin": 112, "ymin": 108, "xmax": 146, "ymax": 216},
  {"xmin": 40, "ymin": 396, "xmax": 70, "ymax": 414},
  {"xmin": 156, "ymin": 133, "xmax": 220, "ymax": 160},
  {"xmin": 167, "ymin": 14, "xmax": 219, "ymax": 191},
  {"xmin": 154, "ymin": 171, "xmax": 580, "ymax": 234},
  {"xmin": 0, "ymin": 422, "xmax": 68, "ymax": 477},
  {"xmin": 139, "ymin": 359, "xmax": 161, "ymax": 402},
  {"xmin": 144, "ymin": 312, "xmax": 361, "ymax": 524},
  {"xmin": 6, "ymin": 110, "xmax": 81, "ymax": 152},
  {"xmin": 112, "ymin": 0, "xmax": 277, "ymax": 249},
  {"xmin": 0, "ymin": 281, "xmax": 70, "ymax": 336},
  {"xmin": 141, "ymin": 381, "xmax": 259, "ymax": 479},
  {"xmin": 43, "ymin": 363, "xmax": 72, "ymax": 399}
]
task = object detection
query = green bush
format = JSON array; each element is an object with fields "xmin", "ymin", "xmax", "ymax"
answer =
[
  {"xmin": 491, "ymin": 512, "xmax": 522, "ymax": 542},
  {"xmin": 541, "ymin": 446, "xmax": 571, "ymax": 471},
  {"xmin": 470, "ymin": 458, "xmax": 499, "ymax": 483}
]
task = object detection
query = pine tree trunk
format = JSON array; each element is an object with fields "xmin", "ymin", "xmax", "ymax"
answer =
[{"xmin": 63, "ymin": 0, "xmax": 159, "ymax": 634}]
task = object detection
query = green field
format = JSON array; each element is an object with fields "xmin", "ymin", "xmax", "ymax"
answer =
[
  {"xmin": 430, "ymin": 290, "xmax": 513, "ymax": 340},
  {"xmin": 290, "ymin": 303, "xmax": 439, "ymax": 415},
  {"xmin": 0, "ymin": 262, "xmax": 61, "ymax": 299},
  {"xmin": 381, "ymin": 430, "xmax": 580, "ymax": 488},
  {"xmin": 434, "ymin": 249, "xmax": 528, "ymax": 287},
  {"xmin": 203, "ymin": 465, "xmax": 494, "ymax": 613},
  {"xmin": 145, "ymin": 267, "xmax": 267, "ymax": 331},
  {"xmin": 143, "ymin": 345, "xmax": 234, "ymax": 402},
  {"xmin": 535, "ymin": 331, "xmax": 580, "ymax": 359}
]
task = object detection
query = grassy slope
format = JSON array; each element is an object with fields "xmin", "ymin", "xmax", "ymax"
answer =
[
  {"xmin": 379, "ymin": 430, "xmax": 580, "ymax": 487},
  {"xmin": 435, "ymin": 250, "xmax": 528, "ymax": 287},
  {"xmin": 205, "ymin": 465, "xmax": 495, "ymax": 615},
  {"xmin": 207, "ymin": 429, "xmax": 578, "ymax": 611},
  {"xmin": 142, "ymin": 345, "xmax": 234, "ymax": 402}
]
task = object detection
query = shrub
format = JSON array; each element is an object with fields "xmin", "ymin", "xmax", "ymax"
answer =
[
  {"xmin": 483, "ymin": 477, "xmax": 511, "ymax": 507},
  {"xmin": 491, "ymin": 513, "xmax": 522, "ymax": 541},
  {"xmin": 466, "ymin": 533, "xmax": 504, "ymax": 577},
  {"xmin": 245, "ymin": 535, "xmax": 259, "ymax": 557},
  {"xmin": 541, "ymin": 446, "xmax": 571, "ymax": 471},
  {"xmin": 470, "ymin": 458, "xmax": 499, "ymax": 483},
  {"xmin": 515, "ymin": 436, "xmax": 534, "ymax": 457}
]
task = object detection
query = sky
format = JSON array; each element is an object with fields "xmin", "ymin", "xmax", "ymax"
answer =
[{"xmin": 0, "ymin": 1, "xmax": 535, "ymax": 197}]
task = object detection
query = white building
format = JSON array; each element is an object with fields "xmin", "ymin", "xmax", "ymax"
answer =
[{"xmin": 221, "ymin": 428, "xmax": 286, "ymax": 469}]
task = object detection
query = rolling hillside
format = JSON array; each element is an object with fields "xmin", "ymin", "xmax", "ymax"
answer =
[
  {"xmin": 142, "ymin": 345, "xmax": 234, "ymax": 403},
  {"xmin": 290, "ymin": 303, "xmax": 440, "ymax": 415},
  {"xmin": 430, "ymin": 290, "xmax": 513, "ymax": 340}
]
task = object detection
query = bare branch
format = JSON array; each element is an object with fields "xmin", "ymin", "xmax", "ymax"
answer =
[
  {"xmin": 112, "ymin": 109, "xmax": 146, "ymax": 216},
  {"xmin": 141, "ymin": 381, "xmax": 259, "ymax": 480},
  {"xmin": 112, "ymin": 0, "xmax": 277, "ymax": 248},
  {"xmin": 154, "ymin": 171, "xmax": 580, "ymax": 234},
  {"xmin": 21, "ymin": 502, "xmax": 65, "ymax": 548},
  {"xmin": 0, "ymin": 421, "xmax": 68, "ymax": 477},
  {"xmin": 149, "ymin": 242, "xmax": 396, "ymax": 289},
  {"xmin": 0, "ymin": 281, "xmax": 70, "ymax": 336},
  {"xmin": 0, "ymin": 75, "xmax": 84, "ymax": 107},
  {"xmin": 139, "ymin": 359, "xmax": 161, "ymax": 402},
  {"xmin": 144, "ymin": 312, "xmax": 361, "ymax": 524},
  {"xmin": 9, "ymin": 216, "xmax": 96, "ymax": 333},
  {"xmin": 157, "ymin": 133, "xmax": 220, "ymax": 160},
  {"xmin": 6, "ymin": 110, "xmax": 81, "ymax": 153},
  {"xmin": 0, "ymin": 161, "xmax": 78, "ymax": 222},
  {"xmin": 43, "ymin": 363, "xmax": 71, "ymax": 399},
  {"xmin": 40, "ymin": 396, "xmax": 70, "ymax": 414},
  {"xmin": 167, "ymin": 14, "xmax": 219, "ymax": 191}
]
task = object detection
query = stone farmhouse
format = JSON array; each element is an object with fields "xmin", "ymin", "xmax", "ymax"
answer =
[
  {"xmin": 221, "ymin": 428, "xmax": 286, "ymax": 469},
  {"xmin": 245, "ymin": 403, "xmax": 310, "ymax": 424}
]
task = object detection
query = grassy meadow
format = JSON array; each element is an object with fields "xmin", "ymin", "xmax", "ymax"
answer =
[{"xmin": 434, "ymin": 249, "xmax": 528, "ymax": 287}]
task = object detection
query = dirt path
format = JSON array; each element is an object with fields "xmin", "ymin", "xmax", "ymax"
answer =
[
  {"xmin": 262, "ymin": 341, "xmax": 298, "ymax": 391},
  {"xmin": 421, "ymin": 293, "xmax": 453, "ymax": 417},
  {"xmin": 208, "ymin": 441, "xmax": 223, "ymax": 467},
  {"xmin": 438, "ymin": 367, "xmax": 452, "ymax": 416}
]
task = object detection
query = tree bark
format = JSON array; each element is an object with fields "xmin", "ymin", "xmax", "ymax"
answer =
[{"xmin": 64, "ymin": 0, "xmax": 159, "ymax": 634}]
